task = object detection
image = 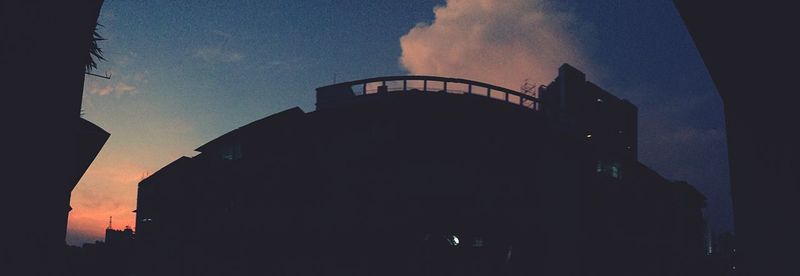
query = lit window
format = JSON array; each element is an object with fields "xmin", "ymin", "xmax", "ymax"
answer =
[
  {"xmin": 596, "ymin": 161, "xmax": 622, "ymax": 179},
  {"xmin": 221, "ymin": 143, "xmax": 243, "ymax": 160},
  {"xmin": 472, "ymin": 238, "xmax": 484, "ymax": 248}
]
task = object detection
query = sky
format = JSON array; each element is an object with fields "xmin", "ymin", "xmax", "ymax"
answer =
[{"xmin": 69, "ymin": 0, "xmax": 732, "ymax": 245}]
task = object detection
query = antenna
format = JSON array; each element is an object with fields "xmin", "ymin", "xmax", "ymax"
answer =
[
  {"xmin": 86, "ymin": 71, "xmax": 112, "ymax": 79},
  {"xmin": 140, "ymin": 171, "xmax": 151, "ymax": 181},
  {"xmin": 520, "ymin": 79, "xmax": 537, "ymax": 97},
  {"xmin": 520, "ymin": 79, "xmax": 539, "ymax": 109},
  {"xmin": 108, "ymin": 216, "xmax": 113, "ymax": 230}
]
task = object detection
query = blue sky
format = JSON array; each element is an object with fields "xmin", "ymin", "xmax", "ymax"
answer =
[{"xmin": 70, "ymin": 0, "xmax": 731, "ymax": 245}]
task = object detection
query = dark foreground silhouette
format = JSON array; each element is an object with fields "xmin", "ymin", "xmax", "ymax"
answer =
[
  {"xmin": 4, "ymin": 1, "xmax": 109, "ymax": 275},
  {"xmin": 673, "ymin": 1, "xmax": 800, "ymax": 275}
]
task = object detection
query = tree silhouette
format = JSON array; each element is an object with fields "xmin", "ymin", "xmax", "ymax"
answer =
[{"xmin": 86, "ymin": 23, "xmax": 106, "ymax": 73}]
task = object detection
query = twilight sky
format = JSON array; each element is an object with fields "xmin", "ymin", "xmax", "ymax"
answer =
[{"xmin": 70, "ymin": 0, "xmax": 731, "ymax": 245}]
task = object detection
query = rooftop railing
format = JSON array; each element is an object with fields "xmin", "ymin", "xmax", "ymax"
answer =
[{"xmin": 316, "ymin": 75, "xmax": 541, "ymax": 111}]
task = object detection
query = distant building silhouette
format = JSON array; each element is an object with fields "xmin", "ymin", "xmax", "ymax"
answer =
[
  {"xmin": 135, "ymin": 64, "xmax": 706, "ymax": 275},
  {"xmin": 105, "ymin": 217, "xmax": 135, "ymax": 250},
  {"xmin": 64, "ymin": 223, "xmax": 135, "ymax": 276}
]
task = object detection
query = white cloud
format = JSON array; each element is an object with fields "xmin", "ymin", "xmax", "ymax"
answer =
[
  {"xmin": 115, "ymin": 82, "xmax": 137, "ymax": 95},
  {"xmin": 83, "ymin": 48, "xmax": 148, "ymax": 99},
  {"xmin": 210, "ymin": 29, "xmax": 232, "ymax": 39},
  {"xmin": 399, "ymin": 0, "xmax": 593, "ymax": 89},
  {"xmin": 88, "ymin": 83, "xmax": 114, "ymax": 96},
  {"xmin": 85, "ymin": 74, "xmax": 141, "ymax": 97},
  {"xmin": 192, "ymin": 29, "xmax": 245, "ymax": 63},
  {"xmin": 193, "ymin": 46, "xmax": 244, "ymax": 63}
]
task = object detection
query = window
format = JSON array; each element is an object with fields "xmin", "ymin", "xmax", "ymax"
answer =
[
  {"xmin": 596, "ymin": 160, "xmax": 622, "ymax": 179},
  {"xmin": 472, "ymin": 237, "xmax": 484, "ymax": 248},
  {"xmin": 221, "ymin": 143, "xmax": 242, "ymax": 160},
  {"xmin": 611, "ymin": 164, "xmax": 620, "ymax": 178}
]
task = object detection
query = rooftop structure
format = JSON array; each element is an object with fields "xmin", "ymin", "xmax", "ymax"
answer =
[{"xmin": 316, "ymin": 75, "xmax": 541, "ymax": 111}]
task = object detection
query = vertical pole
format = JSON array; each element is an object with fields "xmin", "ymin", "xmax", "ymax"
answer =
[
  {"xmin": 468, "ymin": 84, "xmax": 472, "ymax": 94},
  {"xmin": 363, "ymin": 82, "xmax": 367, "ymax": 95},
  {"xmin": 443, "ymin": 81, "xmax": 448, "ymax": 93},
  {"xmin": 423, "ymin": 80, "xmax": 427, "ymax": 92},
  {"xmin": 403, "ymin": 80, "xmax": 407, "ymax": 91}
]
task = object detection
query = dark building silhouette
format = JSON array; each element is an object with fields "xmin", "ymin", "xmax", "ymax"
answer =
[
  {"xmin": 672, "ymin": 2, "xmax": 800, "ymax": 275},
  {"xmin": 135, "ymin": 64, "xmax": 707, "ymax": 275},
  {"xmin": 3, "ymin": 1, "xmax": 110, "ymax": 275}
]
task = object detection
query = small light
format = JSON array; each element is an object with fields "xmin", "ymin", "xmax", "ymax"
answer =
[
  {"xmin": 586, "ymin": 134, "xmax": 592, "ymax": 138},
  {"xmin": 596, "ymin": 98, "xmax": 603, "ymax": 103},
  {"xmin": 448, "ymin": 235, "xmax": 460, "ymax": 246},
  {"xmin": 626, "ymin": 146, "xmax": 632, "ymax": 150},
  {"xmin": 617, "ymin": 130, "xmax": 623, "ymax": 134},
  {"xmin": 732, "ymin": 266, "xmax": 736, "ymax": 270}
]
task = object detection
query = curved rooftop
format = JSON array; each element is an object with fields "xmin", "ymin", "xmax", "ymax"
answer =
[{"xmin": 316, "ymin": 75, "xmax": 541, "ymax": 111}]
